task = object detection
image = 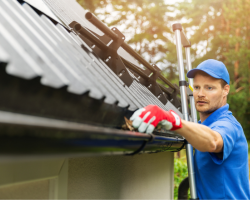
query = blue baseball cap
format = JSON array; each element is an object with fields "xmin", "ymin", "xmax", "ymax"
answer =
[{"xmin": 187, "ymin": 59, "xmax": 230, "ymax": 84}]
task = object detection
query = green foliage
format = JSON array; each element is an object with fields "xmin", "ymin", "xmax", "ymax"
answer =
[
  {"xmin": 227, "ymin": 85, "xmax": 250, "ymax": 139},
  {"xmin": 174, "ymin": 155, "xmax": 190, "ymax": 200}
]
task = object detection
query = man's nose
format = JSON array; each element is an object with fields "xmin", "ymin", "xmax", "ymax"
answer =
[{"xmin": 198, "ymin": 88, "xmax": 205, "ymax": 97}]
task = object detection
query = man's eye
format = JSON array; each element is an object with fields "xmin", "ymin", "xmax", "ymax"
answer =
[
  {"xmin": 208, "ymin": 87, "xmax": 213, "ymax": 90},
  {"xmin": 194, "ymin": 86, "xmax": 199, "ymax": 90}
]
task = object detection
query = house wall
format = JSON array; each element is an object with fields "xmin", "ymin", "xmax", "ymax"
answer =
[
  {"xmin": 0, "ymin": 180, "xmax": 49, "ymax": 199},
  {"xmin": 0, "ymin": 152, "xmax": 174, "ymax": 199}
]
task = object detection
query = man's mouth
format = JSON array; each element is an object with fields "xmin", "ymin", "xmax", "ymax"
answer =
[{"xmin": 197, "ymin": 101, "xmax": 208, "ymax": 105}]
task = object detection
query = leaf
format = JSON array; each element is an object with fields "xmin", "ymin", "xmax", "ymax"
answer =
[{"xmin": 122, "ymin": 117, "xmax": 135, "ymax": 131}]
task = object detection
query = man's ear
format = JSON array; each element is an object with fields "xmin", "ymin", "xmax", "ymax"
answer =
[{"xmin": 223, "ymin": 84, "xmax": 230, "ymax": 97}]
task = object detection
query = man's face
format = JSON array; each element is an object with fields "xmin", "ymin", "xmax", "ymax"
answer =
[{"xmin": 193, "ymin": 72, "xmax": 227, "ymax": 114}]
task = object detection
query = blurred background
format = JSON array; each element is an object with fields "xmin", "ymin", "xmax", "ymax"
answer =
[{"xmin": 76, "ymin": 0, "xmax": 250, "ymax": 198}]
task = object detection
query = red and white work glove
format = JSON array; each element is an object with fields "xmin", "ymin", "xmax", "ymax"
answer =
[{"xmin": 130, "ymin": 105, "xmax": 182, "ymax": 134}]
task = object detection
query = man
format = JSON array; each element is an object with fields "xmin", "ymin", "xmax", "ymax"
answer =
[{"xmin": 130, "ymin": 59, "xmax": 250, "ymax": 199}]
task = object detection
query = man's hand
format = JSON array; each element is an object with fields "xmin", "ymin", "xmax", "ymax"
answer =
[{"xmin": 130, "ymin": 105, "xmax": 182, "ymax": 134}]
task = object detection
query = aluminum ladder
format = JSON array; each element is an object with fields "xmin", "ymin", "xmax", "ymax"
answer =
[{"xmin": 172, "ymin": 23, "xmax": 198, "ymax": 199}]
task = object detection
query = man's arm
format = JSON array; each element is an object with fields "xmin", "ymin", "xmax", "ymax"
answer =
[
  {"xmin": 175, "ymin": 120, "xmax": 223, "ymax": 153},
  {"xmin": 130, "ymin": 105, "xmax": 223, "ymax": 153}
]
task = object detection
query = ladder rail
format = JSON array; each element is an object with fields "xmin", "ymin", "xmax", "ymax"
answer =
[
  {"xmin": 173, "ymin": 23, "xmax": 198, "ymax": 199},
  {"xmin": 185, "ymin": 47, "xmax": 198, "ymax": 123}
]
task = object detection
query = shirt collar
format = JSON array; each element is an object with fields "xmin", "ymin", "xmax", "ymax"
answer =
[{"xmin": 198, "ymin": 104, "xmax": 229, "ymax": 126}]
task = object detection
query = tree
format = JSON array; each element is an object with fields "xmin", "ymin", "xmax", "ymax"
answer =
[
  {"xmin": 176, "ymin": 0, "xmax": 250, "ymax": 139},
  {"xmin": 221, "ymin": 0, "xmax": 250, "ymax": 138}
]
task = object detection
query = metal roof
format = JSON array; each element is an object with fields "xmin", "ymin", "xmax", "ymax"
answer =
[
  {"xmin": 0, "ymin": 0, "xmax": 182, "ymax": 113},
  {"xmin": 0, "ymin": 0, "xmax": 185, "ymax": 156}
]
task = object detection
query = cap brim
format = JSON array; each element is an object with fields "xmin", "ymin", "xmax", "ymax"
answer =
[
  {"xmin": 187, "ymin": 69, "xmax": 221, "ymax": 80},
  {"xmin": 187, "ymin": 69, "xmax": 200, "ymax": 78}
]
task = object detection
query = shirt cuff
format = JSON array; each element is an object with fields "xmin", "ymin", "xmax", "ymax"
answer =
[{"xmin": 209, "ymin": 152, "xmax": 224, "ymax": 165}]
